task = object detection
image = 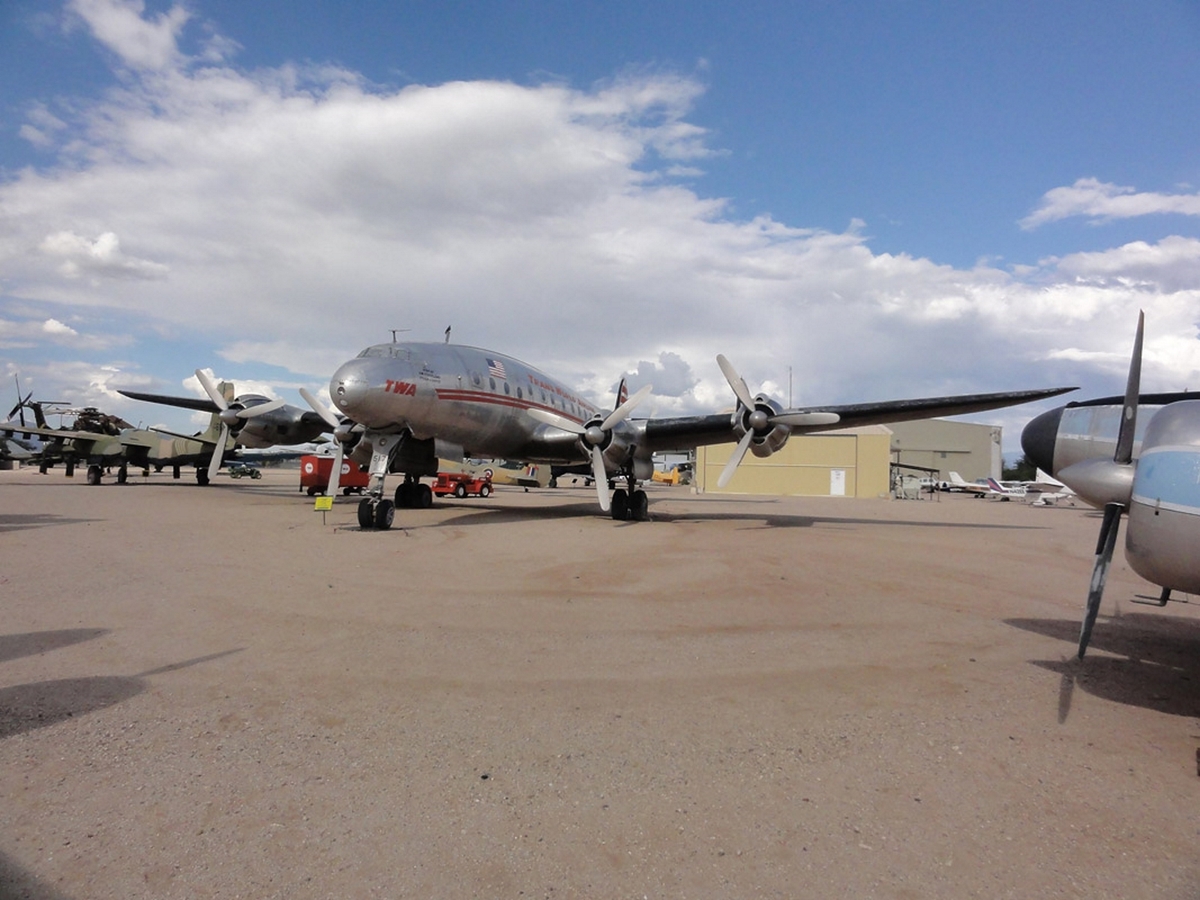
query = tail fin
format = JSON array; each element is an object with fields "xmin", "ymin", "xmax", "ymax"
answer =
[{"xmin": 615, "ymin": 378, "xmax": 628, "ymax": 412}]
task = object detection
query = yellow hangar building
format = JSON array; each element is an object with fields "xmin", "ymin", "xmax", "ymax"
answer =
[{"xmin": 692, "ymin": 419, "xmax": 1002, "ymax": 498}]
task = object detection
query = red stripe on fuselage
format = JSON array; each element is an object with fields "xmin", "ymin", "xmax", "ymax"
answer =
[{"xmin": 434, "ymin": 388, "xmax": 590, "ymax": 425}]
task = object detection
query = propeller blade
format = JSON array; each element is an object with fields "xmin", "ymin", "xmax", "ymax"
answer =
[
  {"xmin": 195, "ymin": 369, "xmax": 230, "ymax": 410},
  {"xmin": 590, "ymin": 445, "xmax": 610, "ymax": 511},
  {"xmin": 237, "ymin": 398, "xmax": 286, "ymax": 418},
  {"xmin": 600, "ymin": 383, "xmax": 653, "ymax": 431},
  {"xmin": 1114, "ymin": 310, "xmax": 1144, "ymax": 466},
  {"xmin": 1079, "ymin": 503, "xmax": 1123, "ymax": 658},
  {"xmin": 325, "ymin": 441, "xmax": 346, "ymax": 498},
  {"xmin": 716, "ymin": 354, "xmax": 756, "ymax": 410},
  {"xmin": 771, "ymin": 411, "xmax": 841, "ymax": 427},
  {"xmin": 527, "ymin": 407, "xmax": 585, "ymax": 435},
  {"xmin": 208, "ymin": 424, "xmax": 230, "ymax": 482},
  {"xmin": 717, "ymin": 428, "xmax": 756, "ymax": 489},
  {"xmin": 300, "ymin": 388, "xmax": 341, "ymax": 430}
]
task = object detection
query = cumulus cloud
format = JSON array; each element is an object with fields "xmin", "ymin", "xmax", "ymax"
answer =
[
  {"xmin": 67, "ymin": 0, "xmax": 190, "ymax": 72},
  {"xmin": 38, "ymin": 230, "xmax": 170, "ymax": 281},
  {"xmin": 1021, "ymin": 178, "xmax": 1200, "ymax": 229},
  {"xmin": 3, "ymin": 0, "xmax": 1200, "ymax": 445}
]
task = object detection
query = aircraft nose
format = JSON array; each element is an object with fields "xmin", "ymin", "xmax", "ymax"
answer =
[
  {"xmin": 330, "ymin": 364, "xmax": 370, "ymax": 413},
  {"xmin": 1020, "ymin": 406, "xmax": 1064, "ymax": 475}
]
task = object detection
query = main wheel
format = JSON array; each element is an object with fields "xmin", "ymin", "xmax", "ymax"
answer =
[
  {"xmin": 630, "ymin": 489, "xmax": 649, "ymax": 522},
  {"xmin": 196, "ymin": 468, "xmax": 210, "ymax": 486},
  {"xmin": 611, "ymin": 489, "xmax": 629, "ymax": 521},
  {"xmin": 374, "ymin": 499, "xmax": 395, "ymax": 530},
  {"xmin": 454, "ymin": 482, "xmax": 467, "ymax": 498},
  {"xmin": 418, "ymin": 484, "xmax": 433, "ymax": 508},
  {"xmin": 395, "ymin": 482, "xmax": 414, "ymax": 508},
  {"xmin": 357, "ymin": 498, "xmax": 375, "ymax": 529},
  {"xmin": 117, "ymin": 467, "xmax": 128, "ymax": 485},
  {"xmin": 86, "ymin": 465, "xmax": 102, "ymax": 486}
]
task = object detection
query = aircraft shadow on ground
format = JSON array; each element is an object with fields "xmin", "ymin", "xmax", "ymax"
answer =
[
  {"xmin": 413, "ymin": 499, "xmax": 1048, "ymax": 532},
  {"xmin": 1006, "ymin": 613, "xmax": 1200, "ymax": 720},
  {"xmin": 0, "ymin": 676, "xmax": 146, "ymax": 740},
  {"xmin": 0, "ymin": 629, "xmax": 108, "ymax": 665},
  {"xmin": 0, "ymin": 850, "xmax": 74, "ymax": 900},
  {"xmin": 0, "ymin": 513, "xmax": 103, "ymax": 533},
  {"xmin": 0, "ymin": 648, "xmax": 243, "ymax": 740}
]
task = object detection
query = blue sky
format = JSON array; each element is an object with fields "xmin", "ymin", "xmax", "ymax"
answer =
[{"xmin": 2, "ymin": 0, "xmax": 1199, "ymax": 450}]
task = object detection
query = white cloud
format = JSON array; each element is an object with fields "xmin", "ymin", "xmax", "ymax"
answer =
[
  {"xmin": 67, "ymin": 0, "xmax": 190, "ymax": 72},
  {"xmin": 1021, "ymin": 178, "xmax": 1200, "ymax": 229},
  {"xmin": 3, "ymin": 0, "xmax": 1200, "ymax": 450},
  {"xmin": 39, "ymin": 230, "xmax": 169, "ymax": 281}
]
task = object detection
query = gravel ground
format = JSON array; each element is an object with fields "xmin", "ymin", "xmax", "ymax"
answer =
[{"xmin": 1, "ymin": 466, "xmax": 1198, "ymax": 899}]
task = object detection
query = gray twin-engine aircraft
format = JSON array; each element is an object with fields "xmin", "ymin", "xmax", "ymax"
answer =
[
  {"xmin": 300, "ymin": 338, "xmax": 1072, "ymax": 530},
  {"xmin": 1021, "ymin": 312, "xmax": 1200, "ymax": 657}
]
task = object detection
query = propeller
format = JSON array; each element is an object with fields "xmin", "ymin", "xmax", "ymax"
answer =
[
  {"xmin": 300, "ymin": 387, "xmax": 361, "ymax": 497},
  {"xmin": 528, "ymin": 383, "xmax": 653, "ymax": 511},
  {"xmin": 195, "ymin": 369, "xmax": 286, "ymax": 482},
  {"xmin": 1070, "ymin": 311, "xmax": 1144, "ymax": 658},
  {"xmin": 714, "ymin": 355, "xmax": 840, "ymax": 488}
]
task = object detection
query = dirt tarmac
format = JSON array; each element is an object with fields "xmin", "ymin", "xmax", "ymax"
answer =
[{"xmin": 1, "ymin": 467, "xmax": 1198, "ymax": 899}]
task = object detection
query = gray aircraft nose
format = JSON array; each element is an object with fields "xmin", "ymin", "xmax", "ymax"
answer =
[
  {"xmin": 330, "ymin": 365, "xmax": 370, "ymax": 413},
  {"xmin": 1020, "ymin": 406, "xmax": 1064, "ymax": 475}
]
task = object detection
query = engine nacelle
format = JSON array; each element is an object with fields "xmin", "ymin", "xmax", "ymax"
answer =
[
  {"xmin": 597, "ymin": 418, "xmax": 640, "ymax": 472},
  {"xmin": 1126, "ymin": 401, "xmax": 1200, "ymax": 594},
  {"xmin": 731, "ymin": 394, "xmax": 791, "ymax": 459}
]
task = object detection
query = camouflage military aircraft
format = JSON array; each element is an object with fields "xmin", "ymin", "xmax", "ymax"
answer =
[{"xmin": 1, "ymin": 381, "xmax": 272, "ymax": 485}]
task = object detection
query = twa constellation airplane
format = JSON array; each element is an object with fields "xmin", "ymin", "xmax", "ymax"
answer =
[{"xmin": 300, "ymin": 339, "xmax": 1073, "ymax": 530}]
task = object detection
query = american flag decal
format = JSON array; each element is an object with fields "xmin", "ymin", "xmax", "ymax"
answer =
[{"xmin": 487, "ymin": 358, "xmax": 506, "ymax": 379}]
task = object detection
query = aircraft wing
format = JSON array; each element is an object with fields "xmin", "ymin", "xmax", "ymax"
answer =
[
  {"xmin": 148, "ymin": 427, "xmax": 219, "ymax": 446},
  {"xmin": 641, "ymin": 386, "xmax": 1075, "ymax": 453},
  {"xmin": 118, "ymin": 389, "xmax": 220, "ymax": 413}
]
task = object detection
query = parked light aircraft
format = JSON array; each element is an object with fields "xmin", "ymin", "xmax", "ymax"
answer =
[
  {"xmin": 120, "ymin": 370, "xmax": 324, "ymax": 483},
  {"xmin": 300, "ymin": 338, "xmax": 1073, "ymax": 530},
  {"xmin": 946, "ymin": 472, "xmax": 990, "ymax": 495},
  {"xmin": 1021, "ymin": 312, "xmax": 1200, "ymax": 657}
]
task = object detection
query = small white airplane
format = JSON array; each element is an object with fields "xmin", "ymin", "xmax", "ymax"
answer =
[
  {"xmin": 300, "ymin": 338, "xmax": 1073, "ymax": 530},
  {"xmin": 946, "ymin": 471, "xmax": 990, "ymax": 495}
]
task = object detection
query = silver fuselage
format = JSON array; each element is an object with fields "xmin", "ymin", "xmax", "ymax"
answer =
[{"xmin": 330, "ymin": 342, "xmax": 604, "ymax": 464}]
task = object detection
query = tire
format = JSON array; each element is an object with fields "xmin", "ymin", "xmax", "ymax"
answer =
[
  {"xmin": 251, "ymin": 470, "xmax": 261, "ymax": 479},
  {"xmin": 196, "ymin": 469, "xmax": 210, "ymax": 486},
  {"xmin": 611, "ymin": 489, "xmax": 629, "ymax": 521},
  {"xmin": 374, "ymin": 499, "xmax": 395, "ymax": 530},
  {"xmin": 357, "ymin": 498, "xmax": 375, "ymax": 529},
  {"xmin": 86, "ymin": 466, "xmax": 102, "ymax": 486},
  {"xmin": 395, "ymin": 483, "xmax": 413, "ymax": 508},
  {"xmin": 630, "ymin": 489, "xmax": 649, "ymax": 522},
  {"xmin": 419, "ymin": 484, "xmax": 433, "ymax": 508},
  {"xmin": 479, "ymin": 484, "xmax": 491, "ymax": 498},
  {"xmin": 117, "ymin": 467, "xmax": 128, "ymax": 485},
  {"xmin": 454, "ymin": 483, "xmax": 467, "ymax": 499}
]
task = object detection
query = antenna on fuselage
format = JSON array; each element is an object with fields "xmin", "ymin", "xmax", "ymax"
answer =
[
  {"xmin": 389, "ymin": 329, "xmax": 410, "ymax": 343},
  {"xmin": 444, "ymin": 326, "xmax": 451, "ymax": 344}
]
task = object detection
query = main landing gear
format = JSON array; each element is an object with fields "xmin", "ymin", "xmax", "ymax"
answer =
[{"xmin": 609, "ymin": 470, "xmax": 650, "ymax": 522}]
